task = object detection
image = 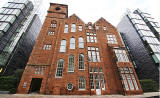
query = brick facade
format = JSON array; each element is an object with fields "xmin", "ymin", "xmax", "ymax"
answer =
[{"xmin": 17, "ymin": 3, "xmax": 143, "ymax": 95}]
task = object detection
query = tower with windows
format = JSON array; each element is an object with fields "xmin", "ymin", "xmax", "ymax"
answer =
[{"xmin": 17, "ymin": 3, "xmax": 143, "ymax": 95}]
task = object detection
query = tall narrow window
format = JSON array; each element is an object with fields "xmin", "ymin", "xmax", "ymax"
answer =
[
  {"xmin": 78, "ymin": 77, "xmax": 86, "ymax": 90},
  {"xmin": 90, "ymin": 73, "xmax": 94, "ymax": 90},
  {"xmin": 68, "ymin": 55, "xmax": 74, "ymax": 72},
  {"xmin": 56, "ymin": 59, "xmax": 64, "ymax": 77},
  {"xmin": 95, "ymin": 73, "xmax": 100, "ymax": 89},
  {"xmin": 79, "ymin": 54, "xmax": 85, "ymax": 70},
  {"xmin": 79, "ymin": 25, "xmax": 82, "ymax": 31},
  {"xmin": 71, "ymin": 23, "xmax": 76, "ymax": 32},
  {"xmin": 88, "ymin": 25, "xmax": 92, "ymax": 29},
  {"xmin": 88, "ymin": 47, "xmax": 101, "ymax": 62},
  {"xmin": 79, "ymin": 37, "xmax": 84, "ymax": 48},
  {"xmin": 64, "ymin": 24, "xmax": 68, "ymax": 33},
  {"xmin": 70, "ymin": 37, "xmax": 75, "ymax": 49},
  {"xmin": 103, "ymin": 26, "xmax": 106, "ymax": 30},
  {"xmin": 60, "ymin": 40, "xmax": 66, "ymax": 52}
]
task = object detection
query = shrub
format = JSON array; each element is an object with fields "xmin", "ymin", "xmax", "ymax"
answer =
[
  {"xmin": 0, "ymin": 76, "xmax": 18, "ymax": 93},
  {"xmin": 140, "ymin": 79, "xmax": 158, "ymax": 92}
]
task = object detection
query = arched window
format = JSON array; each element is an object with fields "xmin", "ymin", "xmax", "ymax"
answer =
[
  {"xmin": 56, "ymin": 59, "xmax": 64, "ymax": 77},
  {"xmin": 71, "ymin": 23, "xmax": 76, "ymax": 32},
  {"xmin": 64, "ymin": 24, "xmax": 68, "ymax": 33},
  {"xmin": 60, "ymin": 40, "xmax": 66, "ymax": 52},
  {"xmin": 70, "ymin": 37, "xmax": 75, "ymax": 49},
  {"xmin": 78, "ymin": 76, "xmax": 86, "ymax": 90},
  {"xmin": 79, "ymin": 54, "xmax": 85, "ymax": 70},
  {"xmin": 79, "ymin": 37, "xmax": 84, "ymax": 48},
  {"xmin": 68, "ymin": 54, "xmax": 74, "ymax": 72}
]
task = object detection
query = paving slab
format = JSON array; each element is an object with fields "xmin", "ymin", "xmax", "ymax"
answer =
[{"xmin": 0, "ymin": 92, "xmax": 159, "ymax": 98}]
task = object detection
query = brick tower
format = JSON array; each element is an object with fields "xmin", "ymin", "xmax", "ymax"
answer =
[{"xmin": 17, "ymin": 3, "xmax": 143, "ymax": 95}]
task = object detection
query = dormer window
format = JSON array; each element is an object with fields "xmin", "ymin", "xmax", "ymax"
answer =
[{"xmin": 55, "ymin": 7, "xmax": 61, "ymax": 10}]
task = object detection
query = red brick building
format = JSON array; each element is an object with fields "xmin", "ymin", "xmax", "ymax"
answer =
[{"xmin": 17, "ymin": 3, "xmax": 143, "ymax": 95}]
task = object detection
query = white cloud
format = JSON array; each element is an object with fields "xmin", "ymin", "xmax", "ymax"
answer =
[{"xmin": 0, "ymin": 0, "xmax": 159, "ymax": 26}]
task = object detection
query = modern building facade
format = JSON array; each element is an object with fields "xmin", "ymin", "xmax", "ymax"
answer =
[
  {"xmin": 17, "ymin": 3, "xmax": 143, "ymax": 95},
  {"xmin": 117, "ymin": 9, "xmax": 159, "ymax": 85},
  {"xmin": 0, "ymin": 0, "xmax": 42, "ymax": 75}
]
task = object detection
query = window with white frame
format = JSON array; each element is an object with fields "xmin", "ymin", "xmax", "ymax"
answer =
[
  {"xmin": 71, "ymin": 23, "xmax": 76, "ymax": 32},
  {"xmin": 70, "ymin": 37, "xmax": 75, "ymax": 49},
  {"xmin": 119, "ymin": 67, "xmax": 139, "ymax": 91},
  {"xmin": 79, "ymin": 54, "xmax": 85, "ymax": 70},
  {"xmin": 60, "ymin": 40, "xmax": 66, "ymax": 52},
  {"xmin": 114, "ymin": 49, "xmax": 129, "ymax": 62},
  {"xmin": 78, "ymin": 76, "xmax": 86, "ymax": 90},
  {"xmin": 106, "ymin": 34, "xmax": 118, "ymax": 44},
  {"xmin": 88, "ymin": 47, "xmax": 101, "ymax": 62},
  {"xmin": 43, "ymin": 44, "xmax": 51, "ymax": 50},
  {"xmin": 89, "ymin": 67, "xmax": 105, "ymax": 90},
  {"xmin": 64, "ymin": 24, "xmax": 68, "ymax": 33},
  {"xmin": 86, "ymin": 32, "xmax": 97, "ymax": 43},
  {"xmin": 96, "ymin": 25, "xmax": 99, "ymax": 30},
  {"xmin": 103, "ymin": 26, "xmax": 106, "ymax": 30},
  {"xmin": 79, "ymin": 25, "xmax": 82, "ymax": 31},
  {"xmin": 79, "ymin": 37, "xmax": 84, "ymax": 48},
  {"xmin": 48, "ymin": 31, "xmax": 54, "ymax": 35},
  {"xmin": 56, "ymin": 59, "xmax": 64, "ymax": 77},
  {"xmin": 34, "ymin": 66, "xmax": 46, "ymax": 74},
  {"xmin": 88, "ymin": 25, "xmax": 92, "ymax": 29},
  {"xmin": 68, "ymin": 54, "xmax": 74, "ymax": 72}
]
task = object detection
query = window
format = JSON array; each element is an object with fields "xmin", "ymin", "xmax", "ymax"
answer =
[
  {"xmin": 79, "ymin": 25, "xmax": 82, "ymax": 31},
  {"xmin": 86, "ymin": 32, "xmax": 97, "ymax": 43},
  {"xmin": 88, "ymin": 47, "xmax": 101, "ymax": 62},
  {"xmin": 114, "ymin": 49, "xmax": 129, "ymax": 62},
  {"xmin": 22, "ymin": 82, "xmax": 27, "ymax": 88},
  {"xmin": 88, "ymin": 25, "xmax": 92, "ymax": 29},
  {"xmin": 56, "ymin": 59, "xmax": 64, "ymax": 77},
  {"xmin": 79, "ymin": 54, "xmax": 85, "ymax": 70},
  {"xmin": 0, "ymin": 22, "xmax": 10, "ymax": 32},
  {"xmin": 68, "ymin": 55, "xmax": 74, "ymax": 72},
  {"xmin": 50, "ymin": 20, "xmax": 57, "ymax": 28},
  {"xmin": 103, "ymin": 26, "xmax": 106, "ymax": 30},
  {"xmin": 70, "ymin": 37, "xmax": 75, "ymax": 49},
  {"xmin": 90, "ymin": 73, "xmax": 94, "ymax": 90},
  {"xmin": 149, "ymin": 44, "xmax": 160, "ymax": 53},
  {"xmin": 64, "ymin": 24, "xmax": 68, "ymax": 33},
  {"xmin": 34, "ymin": 66, "xmax": 46, "ymax": 74},
  {"xmin": 106, "ymin": 34, "xmax": 118, "ymax": 44},
  {"xmin": 78, "ymin": 77, "xmax": 86, "ymax": 90},
  {"xmin": 43, "ymin": 44, "xmax": 51, "ymax": 50},
  {"xmin": 96, "ymin": 26, "xmax": 99, "ymax": 30},
  {"xmin": 48, "ymin": 31, "xmax": 54, "ymax": 35},
  {"xmin": 71, "ymin": 23, "xmax": 76, "ymax": 32},
  {"xmin": 89, "ymin": 67, "xmax": 105, "ymax": 90},
  {"xmin": 119, "ymin": 67, "xmax": 139, "ymax": 91},
  {"xmin": 79, "ymin": 37, "xmax": 84, "ymax": 48},
  {"xmin": 60, "ymin": 40, "xmax": 66, "ymax": 52}
]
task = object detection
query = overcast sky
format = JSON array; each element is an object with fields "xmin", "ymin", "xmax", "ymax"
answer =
[{"xmin": 0, "ymin": 0, "xmax": 160, "ymax": 26}]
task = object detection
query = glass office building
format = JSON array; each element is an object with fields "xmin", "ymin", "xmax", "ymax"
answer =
[
  {"xmin": 117, "ymin": 9, "xmax": 159, "ymax": 85},
  {"xmin": 0, "ymin": 0, "xmax": 42, "ymax": 75}
]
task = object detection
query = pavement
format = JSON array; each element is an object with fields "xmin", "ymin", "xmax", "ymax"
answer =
[{"xmin": 0, "ymin": 92, "xmax": 159, "ymax": 98}]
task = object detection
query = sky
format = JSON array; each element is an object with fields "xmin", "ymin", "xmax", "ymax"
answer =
[{"xmin": 0, "ymin": 0, "xmax": 160, "ymax": 26}]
